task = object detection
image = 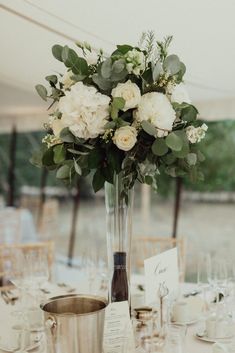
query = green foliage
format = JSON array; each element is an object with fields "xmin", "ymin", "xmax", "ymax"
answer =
[
  {"xmin": 35, "ymin": 84, "xmax": 47, "ymax": 101},
  {"xmin": 163, "ymin": 55, "xmax": 181, "ymax": 75},
  {"xmin": 32, "ymin": 32, "xmax": 207, "ymax": 194},
  {"xmin": 166, "ymin": 132, "xmax": 183, "ymax": 151},
  {"xmin": 152, "ymin": 138, "xmax": 168, "ymax": 156},
  {"xmin": 141, "ymin": 121, "xmax": 157, "ymax": 137}
]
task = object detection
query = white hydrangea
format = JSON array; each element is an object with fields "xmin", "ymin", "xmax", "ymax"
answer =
[
  {"xmin": 135, "ymin": 92, "xmax": 176, "ymax": 134},
  {"xmin": 170, "ymin": 83, "xmax": 191, "ymax": 104},
  {"xmin": 111, "ymin": 80, "xmax": 141, "ymax": 111},
  {"xmin": 61, "ymin": 70, "xmax": 74, "ymax": 90},
  {"xmin": 51, "ymin": 118, "xmax": 65, "ymax": 136},
  {"xmin": 186, "ymin": 123, "xmax": 208, "ymax": 143},
  {"xmin": 58, "ymin": 82, "xmax": 111, "ymax": 139},
  {"xmin": 125, "ymin": 49, "xmax": 145, "ymax": 76}
]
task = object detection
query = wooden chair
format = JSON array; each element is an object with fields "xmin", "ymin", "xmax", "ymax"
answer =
[
  {"xmin": 37, "ymin": 199, "xmax": 59, "ymax": 240},
  {"xmin": 132, "ymin": 236, "xmax": 186, "ymax": 281},
  {"xmin": 0, "ymin": 241, "xmax": 54, "ymax": 291}
]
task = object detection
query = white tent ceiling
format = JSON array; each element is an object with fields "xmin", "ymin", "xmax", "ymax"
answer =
[{"xmin": 0, "ymin": 0, "xmax": 235, "ymax": 131}]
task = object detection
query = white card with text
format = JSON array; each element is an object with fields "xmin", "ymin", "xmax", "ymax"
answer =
[
  {"xmin": 144, "ymin": 247, "xmax": 179, "ymax": 305},
  {"xmin": 103, "ymin": 301, "xmax": 135, "ymax": 353}
]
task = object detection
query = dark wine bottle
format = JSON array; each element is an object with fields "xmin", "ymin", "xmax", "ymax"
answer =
[{"xmin": 111, "ymin": 251, "xmax": 129, "ymax": 302}]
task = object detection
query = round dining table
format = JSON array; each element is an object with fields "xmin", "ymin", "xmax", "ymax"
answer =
[{"xmin": 0, "ymin": 275, "xmax": 215, "ymax": 353}]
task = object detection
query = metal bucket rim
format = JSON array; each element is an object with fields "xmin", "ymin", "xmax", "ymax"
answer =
[{"xmin": 40, "ymin": 294, "xmax": 108, "ymax": 317}]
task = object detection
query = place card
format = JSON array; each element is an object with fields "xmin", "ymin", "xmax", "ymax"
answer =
[
  {"xmin": 103, "ymin": 301, "xmax": 135, "ymax": 353},
  {"xmin": 144, "ymin": 247, "xmax": 179, "ymax": 305}
]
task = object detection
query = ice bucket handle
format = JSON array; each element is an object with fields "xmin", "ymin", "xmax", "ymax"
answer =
[{"xmin": 45, "ymin": 316, "xmax": 57, "ymax": 336}]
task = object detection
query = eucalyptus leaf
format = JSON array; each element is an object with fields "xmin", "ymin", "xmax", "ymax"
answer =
[
  {"xmin": 141, "ymin": 121, "xmax": 157, "ymax": 137},
  {"xmin": 62, "ymin": 46, "xmax": 88, "ymax": 75},
  {"xmin": 42, "ymin": 148, "xmax": 54, "ymax": 166},
  {"xmin": 164, "ymin": 54, "xmax": 181, "ymax": 75},
  {"xmin": 173, "ymin": 142, "xmax": 189, "ymax": 158},
  {"xmin": 101, "ymin": 58, "xmax": 112, "ymax": 79},
  {"xmin": 92, "ymin": 169, "xmax": 105, "ymax": 192},
  {"xmin": 68, "ymin": 149, "xmax": 89, "ymax": 156},
  {"xmin": 53, "ymin": 144, "xmax": 66, "ymax": 164},
  {"xmin": 186, "ymin": 153, "xmax": 197, "ymax": 166},
  {"xmin": 152, "ymin": 61, "xmax": 163, "ymax": 82},
  {"xmin": 88, "ymin": 149, "xmax": 103, "ymax": 169},
  {"xmin": 145, "ymin": 175, "xmax": 153, "ymax": 185},
  {"xmin": 30, "ymin": 150, "xmax": 43, "ymax": 167},
  {"xmin": 112, "ymin": 59, "xmax": 125, "ymax": 74},
  {"xmin": 56, "ymin": 164, "xmax": 70, "ymax": 179},
  {"xmin": 45, "ymin": 75, "xmax": 58, "ymax": 85},
  {"xmin": 74, "ymin": 159, "xmax": 82, "ymax": 175},
  {"xmin": 166, "ymin": 132, "xmax": 183, "ymax": 151},
  {"xmin": 181, "ymin": 105, "xmax": 198, "ymax": 122},
  {"xmin": 152, "ymin": 138, "xmax": 168, "ymax": 156},
  {"xmin": 60, "ymin": 128, "xmax": 75, "ymax": 143},
  {"xmin": 92, "ymin": 74, "xmax": 113, "ymax": 91},
  {"xmin": 116, "ymin": 44, "xmax": 133, "ymax": 54},
  {"xmin": 35, "ymin": 84, "xmax": 47, "ymax": 101},
  {"xmin": 112, "ymin": 97, "xmax": 125, "ymax": 110},
  {"xmin": 52, "ymin": 45, "xmax": 63, "ymax": 62}
]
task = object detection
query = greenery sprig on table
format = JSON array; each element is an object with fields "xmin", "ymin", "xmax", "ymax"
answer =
[{"xmin": 31, "ymin": 31, "xmax": 207, "ymax": 195}]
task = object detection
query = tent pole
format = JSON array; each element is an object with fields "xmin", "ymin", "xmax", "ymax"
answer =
[
  {"xmin": 172, "ymin": 177, "xmax": 182, "ymax": 238},
  {"xmin": 7, "ymin": 125, "xmax": 17, "ymax": 207},
  {"xmin": 67, "ymin": 179, "xmax": 80, "ymax": 267},
  {"xmin": 37, "ymin": 167, "xmax": 48, "ymax": 230}
]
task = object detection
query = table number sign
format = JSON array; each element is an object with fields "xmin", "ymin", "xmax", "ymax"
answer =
[
  {"xmin": 144, "ymin": 247, "xmax": 179, "ymax": 305},
  {"xmin": 103, "ymin": 301, "xmax": 135, "ymax": 353}
]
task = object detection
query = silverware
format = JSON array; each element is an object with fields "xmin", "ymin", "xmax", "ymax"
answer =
[
  {"xmin": 40, "ymin": 288, "xmax": 51, "ymax": 294},
  {"xmin": 1, "ymin": 291, "xmax": 10, "ymax": 304},
  {"xmin": 184, "ymin": 290, "xmax": 201, "ymax": 298},
  {"xmin": 1, "ymin": 290, "xmax": 19, "ymax": 305}
]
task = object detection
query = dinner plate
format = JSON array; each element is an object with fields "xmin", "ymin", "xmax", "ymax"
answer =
[
  {"xmin": 0, "ymin": 342, "xmax": 40, "ymax": 352},
  {"xmin": 195, "ymin": 332, "xmax": 234, "ymax": 343}
]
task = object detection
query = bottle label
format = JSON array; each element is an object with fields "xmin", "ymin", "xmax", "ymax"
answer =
[{"xmin": 114, "ymin": 265, "xmax": 126, "ymax": 270}]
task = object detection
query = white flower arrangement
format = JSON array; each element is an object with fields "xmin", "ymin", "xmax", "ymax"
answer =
[{"xmin": 33, "ymin": 31, "xmax": 207, "ymax": 193}]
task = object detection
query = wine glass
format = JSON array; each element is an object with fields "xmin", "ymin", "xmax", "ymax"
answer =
[{"xmin": 197, "ymin": 253, "xmax": 211, "ymax": 316}]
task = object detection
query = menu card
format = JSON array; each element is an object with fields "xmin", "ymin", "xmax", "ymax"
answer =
[
  {"xmin": 103, "ymin": 301, "xmax": 135, "ymax": 353},
  {"xmin": 144, "ymin": 247, "xmax": 179, "ymax": 305}
]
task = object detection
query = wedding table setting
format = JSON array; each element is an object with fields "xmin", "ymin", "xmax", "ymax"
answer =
[
  {"xmin": 1, "ymin": 27, "xmax": 233, "ymax": 353},
  {"xmin": 1, "ymin": 250, "xmax": 235, "ymax": 353}
]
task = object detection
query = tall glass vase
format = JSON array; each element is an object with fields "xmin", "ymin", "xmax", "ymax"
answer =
[{"xmin": 105, "ymin": 173, "xmax": 134, "ymax": 303}]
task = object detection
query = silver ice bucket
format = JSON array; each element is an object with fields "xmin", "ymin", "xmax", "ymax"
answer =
[{"xmin": 41, "ymin": 294, "xmax": 107, "ymax": 353}]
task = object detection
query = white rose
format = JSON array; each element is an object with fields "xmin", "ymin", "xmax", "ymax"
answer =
[
  {"xmin": 58, "ymin": 82, "xmax": 110, "ymax": 139},
  {"xmin": 61, "ymin": 70, "xmax": 74, "ymax": 90},
  {"xmin": 51, "ymin": 118, "xmax": 65, "ymax": 137},
  {"xmin": 135, "ymin": 92, "xmax": 176, "ymax": 132},
  {"xmin": 113, "ymin": 126, "xmax": 137, "ymax": 151},
  {"xmin": 170, "ymin": 83, "xmax": 191, "ymax": 104},
  {"xmin": 125, "ymin": 49, "xmax": 145, "ymax": 76},
  {"xmin": 86, "ymin": 51, "xmax": 99, "ymax": 65},
  {"xmin": 111, "ymin": 80, "xmax": 141, "ymax": 111}
]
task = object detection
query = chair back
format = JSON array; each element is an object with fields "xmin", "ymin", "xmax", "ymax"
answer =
[
  {"xmin": 37, "ymin": 199, "xmax": 59, "ymax": 240},
  {"xmin": 132, "ymin": 236, "xmax": 186, "ymax": 281},
  {"xmin": 0, "ymin": 241, "xmax": 54, "ymax": 290}
]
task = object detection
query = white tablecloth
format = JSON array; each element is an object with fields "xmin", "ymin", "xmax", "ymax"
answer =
[{"xmin": 0, "ymin": 280, "xmax": 213, "ymax": 353}]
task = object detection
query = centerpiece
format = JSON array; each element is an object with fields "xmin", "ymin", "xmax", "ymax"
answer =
[{"xmin": 32, "ymin": 31, "xmax": 207, "ymax": 303}]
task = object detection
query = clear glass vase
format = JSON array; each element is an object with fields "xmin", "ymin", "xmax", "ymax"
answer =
[{"xmin": 105, "ymin": 173, "xmax": 134, "ymax": 303}]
